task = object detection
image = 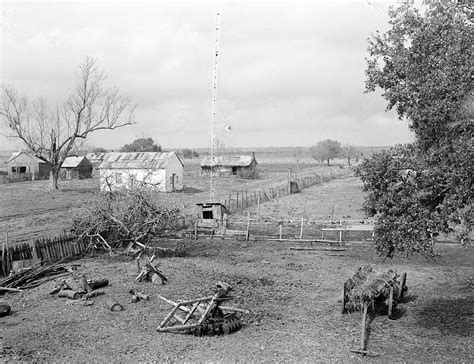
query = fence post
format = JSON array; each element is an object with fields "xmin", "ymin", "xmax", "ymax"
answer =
[
  {"xmin": 246, "ymin": 212, "xmax": 250, "ymax": 242},
  {"xmin": 279, "ymin": 222, "xmax": 283, "ymax": 240},
  {"xmin": 257, "ymin": 193, "xmax": 261, "ymax": 218},
  {"xmin": 2, "ymin": 234, "xmax": 6, "ymax": 276},
  {"xmin": 300, "ymin": 217, "xmax": 304, "ymax": 239}
]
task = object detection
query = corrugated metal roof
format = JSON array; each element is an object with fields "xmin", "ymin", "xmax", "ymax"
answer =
[
  {"xmin": 200, "ymin": 155, "xmax": 256, "ymax": 167},
  {"xmin": 86, "ymin": 152, "xmax": 107, "ymax": 161},
  {"xmin": 6, "ymin": 151, "xmax": 45, "ymax": 164},
  {"xmin": 62, "ymin": 156, "xmax": 90, "ymax": 168},
  {"xmin": 97, "ymin": 152, "xmax": 178, "ymax": 170}
]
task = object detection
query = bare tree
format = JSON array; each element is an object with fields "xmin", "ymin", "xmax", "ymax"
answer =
[
  {"xmin": 0, "ymin": 57, "xmax": 136, "ymax": 189},
  {"xmin": 342, "ymin": 144, "xmax": 356, "ymax": 167}
]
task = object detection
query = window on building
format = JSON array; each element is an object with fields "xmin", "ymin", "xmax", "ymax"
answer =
[
  {"xmin": 203, "ymin": 210, "xmax": 213, "ymax": 219},
  {"xmin": 115, "ymin": 172, "xmax": 122, "ymax": 184},
  {"xmin": 11, "ymin": 167, "xmax": 16, "ymax": 173},
  {"xmin": 19, "ymin": 166, "xmax": 27, "ymax": 173}
]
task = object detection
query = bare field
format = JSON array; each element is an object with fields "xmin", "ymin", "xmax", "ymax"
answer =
[{"xmin": 0, "ymin": 160, "xmax": 349, "ymax": 243}]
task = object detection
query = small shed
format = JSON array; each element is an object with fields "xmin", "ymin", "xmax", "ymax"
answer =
[
  {"xmin": 5, "ymin": 151, "xmax": 50, "ymax": 181},
  {"xmin": 200, "ymin": 153, "xmax": 258, "ymax": 176},
  {"xmin": 60, "ymin": 156, "xmax": 93, "ymax": 180},
  {"xmin": 196, "ymin": 202, "xmax": 228, "ymax": 225},
  {"xmin": 97, "ymin": 151, "xmax": 183, "ymax": 192}
]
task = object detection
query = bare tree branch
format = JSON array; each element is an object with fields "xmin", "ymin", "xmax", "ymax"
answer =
[{"xmin": 0, "ymin": 57, "xmax": 136, "ymax": 190}]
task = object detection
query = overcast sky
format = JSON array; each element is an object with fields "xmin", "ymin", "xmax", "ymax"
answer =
[{"xmin": 0, "ymin": 0, "xmax": 416, "ymax": 150}]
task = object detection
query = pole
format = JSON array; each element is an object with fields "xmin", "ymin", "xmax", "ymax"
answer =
[{"xmin": 209, "ymin": 9, "xmax": 220, "ymax": 202}]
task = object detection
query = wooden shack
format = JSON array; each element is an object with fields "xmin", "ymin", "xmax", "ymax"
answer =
[
  {"xmin": 6, "ymin": 151, "xmax": 50, "ymax": 181},
  {"xmin": 200, "ymin": 153, "xmax": 258, "ymax": 177},
  {"xmin": 60, "ymin": 156, "xmax": 93, "ymax": 180}
]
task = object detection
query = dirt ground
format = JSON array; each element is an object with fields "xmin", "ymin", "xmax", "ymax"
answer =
[
  {"xmin": 0, "ymin": 239, "xmax": 471, "ymax": 362},
  {"xmin": 0, "ymin": 165, "xmax": 472, "ymax": 361}
]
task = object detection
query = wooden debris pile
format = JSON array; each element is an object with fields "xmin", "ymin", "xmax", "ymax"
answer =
[
  {"xmin": 157, "ymin": 282, "xmax": 248, "ymax": 336},
  {"xmin": 0, "ymin": 260, "xmax": 70, "ymax": 291},
  {"xmin": 135, "ymin": 254, "xmax": 168, "ymax": 285},
  {"xmin": 50, "ymin": 274, "xmax": 109, "ymax": 305}
]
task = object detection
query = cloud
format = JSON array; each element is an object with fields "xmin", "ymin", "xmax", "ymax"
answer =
[{"xmin": 0, "ymin": 1, "xmax": 412, "ymax": 150}]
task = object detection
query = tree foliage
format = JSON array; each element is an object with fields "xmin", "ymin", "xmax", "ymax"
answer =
[
  {"xmin": 310, "ymin": 139, "xmax": 341, "ymax": 165},
  {"xmin": 120, "ymin": 137, "xmax": 161, "ymax": 152},
  {"xmin": 360, "ymin": 1, "xmax": 473, "ymax": 256},
  {"xmin": 0, "ymin": 57, "xmax": 136, "ymax": 189},
  {"xmin": 181, "ymin": 149, "xmax": 199, "ymax": 159}
]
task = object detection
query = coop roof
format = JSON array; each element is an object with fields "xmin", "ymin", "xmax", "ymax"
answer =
[
  {"xmin": 62, "ymin": 156, "xmax": 90, "ymax": 168},
  {"xmin": 200, "ymin": 154, "xmax": 256, "ymax": 167},
  {"xmin": 97, "ymin": 152, "xmax": 182, "ymax": 170},
  {"xmin": 5, "ymin": 151, "xmax": 44, "ymax": 164}
]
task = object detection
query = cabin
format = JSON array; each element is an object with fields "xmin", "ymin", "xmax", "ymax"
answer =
[
  {"xmin": 97, "ymin": 151, "xmax": 183, "ymax": 192},
  {"xmin": 196, "ymin": 202, "xmax": 228, "ymax": 228},
  {"xmin": 5, "ymin": 151, "xmax": 50, "ymax": 181},
  {"xmin": 200, "ymin": 153, "xmax": 258, "ymax": 177},
  {"xmin": 59, "ymin": 156, "xmax": 93, "ymax": 180}
]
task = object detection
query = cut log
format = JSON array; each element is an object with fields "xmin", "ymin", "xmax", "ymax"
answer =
[
  {"xmin": 105, "ymin": 297, "xmax": 123, "ymax": 311},
  {"xmin": 83, "ymin": 290, "xmax": 105, "ymax": 300},
  {"xmin": 58, "ymin": 290, "xmax": 81, "ymax": 300},
  {"xmin": 79, "ymin": 275, "xmax": 92, "ymax": 293},
  {"xmin": 88, "ymin": 278, "xmax": 109, "ymax": 290}
]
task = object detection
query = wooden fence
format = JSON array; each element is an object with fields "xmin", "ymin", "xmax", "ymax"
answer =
[
  {"xmin": 222, "ymin": 169, "xmax": 350, "ymax": 213},
  {"xmin": 1, "ymin": 232, "xmax": 87, "ymax": 277}
]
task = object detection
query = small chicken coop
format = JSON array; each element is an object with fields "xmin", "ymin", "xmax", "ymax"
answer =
[{"xmin": 196, "ymin": 202, "xmax": 228, "ymax": 227}]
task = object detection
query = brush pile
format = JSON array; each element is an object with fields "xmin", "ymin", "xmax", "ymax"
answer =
[{"xmin": 73, "ymin": 188, "xmax": 182, "ymax": 252}]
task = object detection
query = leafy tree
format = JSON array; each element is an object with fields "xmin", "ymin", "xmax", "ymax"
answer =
[
  {"xmin": 192, "ymin": 150, "xmax": 199, "ymax": 158},
  {"xmin": 0, "ymin": 57, "xmax": 136, "ymax": 190},
  {"xmin": 181, "ymin": 148, "xmax": 193, "ymax": 159},
  {"xmin": 310, "ymin": 139, "xmax": 341, "ymax": 165},
  {"xmin": 120, "ymin": 137, "xmax": 161, "ymax": 152},
  {"xmin": 92, "ymin": 147, "xmax": 108, "ymax": 153},
  {"xmin": 360, "ymin": 1, "xmax": 473, "ymax": 256}
]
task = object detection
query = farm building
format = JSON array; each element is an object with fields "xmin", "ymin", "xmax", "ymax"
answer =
[
  {"xmin": 85, "ymin": 152, "xmax": 107, "ymax": 168},
  {"xmin": 59, "ymin": 156, "xmax": 93, "ymax": 180},
  {"xmin": 200, "ymin": 153, "xmax": 258, "ymax": 176},
  {"xmin": 97, "ymin": 151, "xmax": 183, "ymax": 192},
  {"xmin": 5, "ymin": 151, "xmax": 50, "ymax": 181}
]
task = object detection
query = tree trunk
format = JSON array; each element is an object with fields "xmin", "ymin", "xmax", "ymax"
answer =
[
  {"xmin": 327, "ymin": 159, "xmax": 330, "ymax": 166},
  {"xmin": 49, "ymin": 168, "xmax": 59, "ymax": 190},
  {"xmin": 347, "ymin": 157, "xmax": 351, "ymax": 167}
]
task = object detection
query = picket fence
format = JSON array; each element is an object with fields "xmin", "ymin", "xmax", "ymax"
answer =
[{"xmin": 1, "ymin": 232, "xmax": 87, "ymax": 277}]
